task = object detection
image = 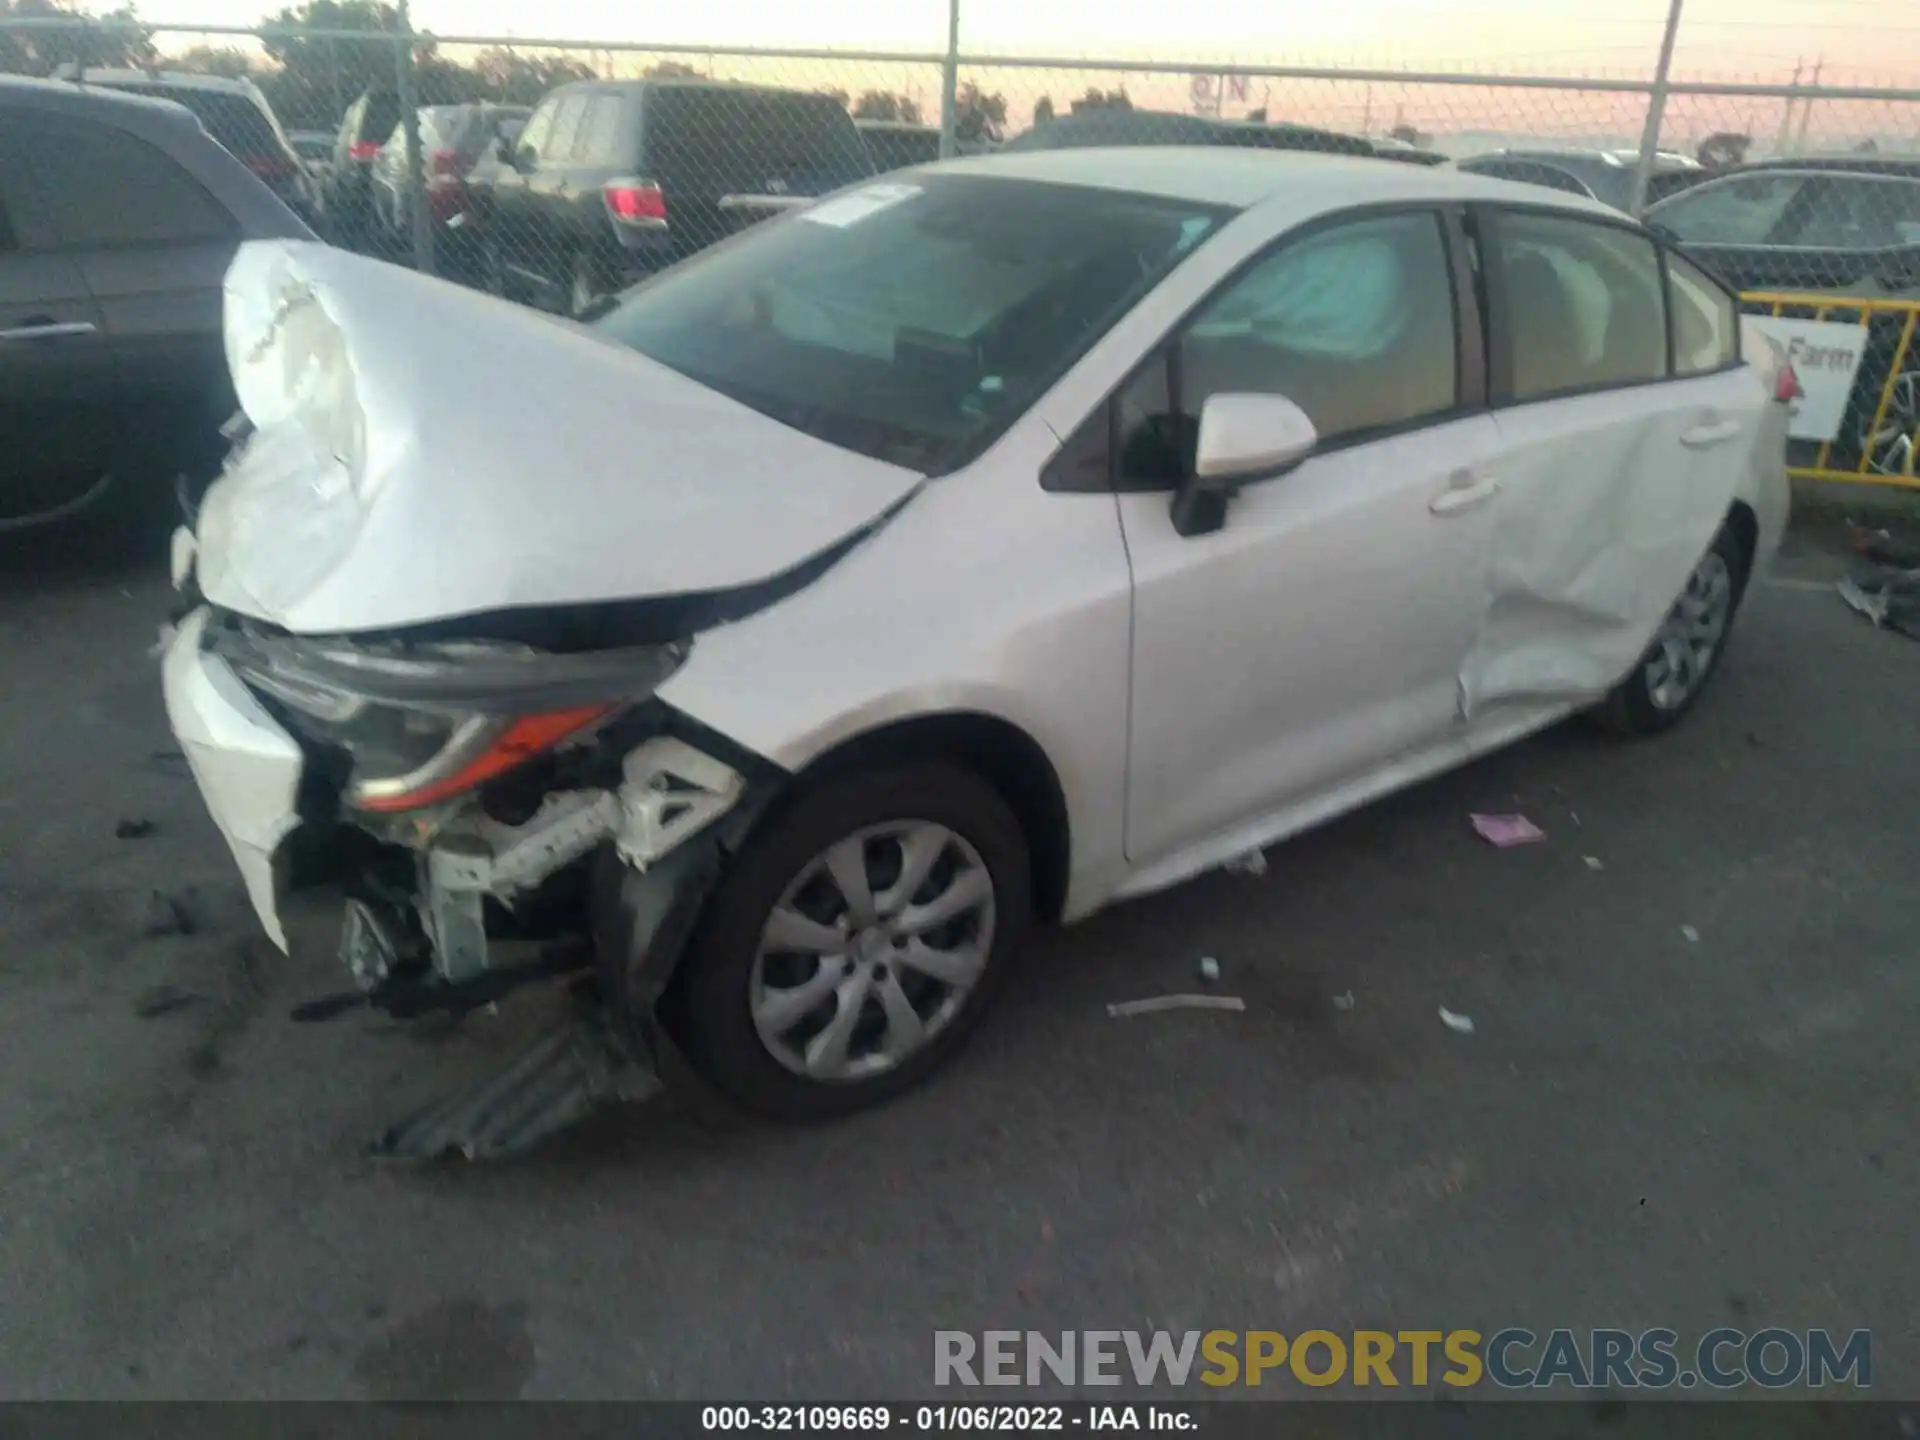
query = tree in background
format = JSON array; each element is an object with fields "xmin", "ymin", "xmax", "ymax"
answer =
[
  {"xmin": 255, "ymin": 0, "xmax": 400, "ymax": 128},
  {"xmin": 171, "ymin": 43, "xmax": 260, "ymax": 80},
  {"xmin": 953, "ymin": 79, "xmax": 1004, "ymax": 143},
  {"xmin": 1071, "ymin": 86, "xmax": 1130, "ymax": 114},
  {"xmin": 468, "ymin": 47, "xmax": 594, "ymax": 106},
  {"xmin": 1696, "ymin": 131, "xmax": 1751, "ymax": 168},
  {"xmin": 0, "ymin": 0, "xmax": 156, "ymax": 75},
  {"xmin": 1245, "ymin": 107, "xmax": 1267, "ymax": 122},
  {"xmin": 643, "ymin": 58, "xmax": 702, "ymax": 79},
  {"xmin": 852, "ymin": 90, "xmax": 922, "ymax": 124},
  {"xmin": 1031, "ymin": 94, "xmax": 1053, "ymax": 125}
]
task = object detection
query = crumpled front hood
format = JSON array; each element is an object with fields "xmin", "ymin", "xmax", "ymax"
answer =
[{"xmin": 195, "ymin": 241, "xmax": 922, "ymax": 635}]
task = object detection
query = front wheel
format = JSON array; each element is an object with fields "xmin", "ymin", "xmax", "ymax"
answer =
[
  {"xmin": 1596, "ymin": 524, "xmax": 1748, "ymax": 734},
  {"xmin": 664, "ymin": 763, "xmax": 1031, "ymax": 1119}
]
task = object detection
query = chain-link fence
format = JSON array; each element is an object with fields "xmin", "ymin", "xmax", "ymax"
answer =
[{"xmin": 5, "ymin": 9, "xmax": 1919, "ymax": 481}]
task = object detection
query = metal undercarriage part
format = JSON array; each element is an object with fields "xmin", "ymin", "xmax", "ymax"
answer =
[{"xmin": 347, "ymin": 737, "xmax": 752, "ymax": 1159}]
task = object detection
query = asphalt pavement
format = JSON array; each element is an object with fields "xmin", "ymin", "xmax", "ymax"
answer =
[{"xmin": 0, "ymin": 519, "xmax": 1914, "ymax": 1402}]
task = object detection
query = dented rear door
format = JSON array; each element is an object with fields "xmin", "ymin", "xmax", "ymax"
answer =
[{"xmin": 1459, "ymin": 206, "xmax": 1758, "ymax": 716}]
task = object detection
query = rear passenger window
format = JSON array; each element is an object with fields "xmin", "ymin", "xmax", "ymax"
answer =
[
  {"xmin": 515, "ymin": 100, "xmax": 555, "ymax": 157},
  {"xmin": 22, "ymin": 120, "xmax": 233, "ymax": 249},
  {"xmin": 1666, "ymin": 251, "xmax": 1738, "ymax": 375},
  {"xmin": 1176, "ymin": 211, "xmax": 1459, "ymax": 447},
  {"xmin": 542, "ymin": 96, "xmax": 588, "ymax": 162},
  {"xmin": 576, "ymin": 95, "xmax": 624, "ymax": 164},
  {"xmin": 1485, "ymin": 210, "xmax": 1665, "ymax": 400}
]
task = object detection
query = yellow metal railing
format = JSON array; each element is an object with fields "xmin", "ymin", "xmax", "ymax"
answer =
[{"xmin": 1739, "ymin": 291, "xmax": 1920, "ymax": 490}]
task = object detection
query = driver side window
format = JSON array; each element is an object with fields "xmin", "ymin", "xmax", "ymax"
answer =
[
  {"xmin": 1113, "ymin": 210, "xmax": 1459, "ymax": 488},
  {"xmin": 514, "ymin": 101, "xmax": 556, "ymax": 160}
]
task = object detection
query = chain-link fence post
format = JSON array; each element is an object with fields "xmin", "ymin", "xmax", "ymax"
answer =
[
  {"xmin": 938, "ymin": 0, "xmax": 959, "ymax": 158},
  {"xmin": 393, "ymin": 0, "xmax": 435, "ymax": 275},
  {"xmin": 1628, "ymin": 0, "xmax": 1684, "ymax": 217}
]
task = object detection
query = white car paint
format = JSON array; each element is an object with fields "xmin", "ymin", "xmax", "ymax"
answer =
[
  {"xmin": 197, "ymin": 241, "xmax": 922, "ymax": 634},
  {"xmin": 169, "ymin": 150, "xmax": 1788, "ymax": 955}
]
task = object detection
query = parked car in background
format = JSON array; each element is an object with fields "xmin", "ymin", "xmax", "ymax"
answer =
[
  {"xmin": 468, "ymin": 79, "xmax": 876, "ymax": 316},
  {"xmin": 856, "ymin": 119, "xmax": 943, "ymax": 172},
  {"xmin": 0, "ymin": 77, "xmax": 313, "ymax": 534},
  {"xmin": 1455, "ymin": 147, "xmax": 1699, "ymax": 212},
  {"xmin": 371, "ymin": 103, "xmax": 529, "ymax": 274},
  {"xmin": 321, "ymin": 87, "xmax": 401, "ymax": 246},
  {"xmin": 1004, "ymin": 109, "xmax": 1376, "ymax": 157},
  {"xmin": 166, "ymin": 152, "xmax": 1789, "ymax": 1154},
  {"xmin": 1648, "ymin": 155, "xmax": 1920, "ymax": 477},
  {"xmin": 54, "ymin": 67, "xmax": 316, "ymax": 222}
]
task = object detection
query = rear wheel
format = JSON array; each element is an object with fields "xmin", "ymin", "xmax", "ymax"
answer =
[
  {"xmin": 1596, "ymin": 524, "xmax": 1748, "ymax": 734},
  {"xmin": 664, "ymin": 763, "xmax": 1031, "ymax": 1119}
]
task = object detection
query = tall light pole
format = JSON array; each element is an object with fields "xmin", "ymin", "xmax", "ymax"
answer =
[
  {"xmin": 394, "ymin": 0, "xmax": 435, "ymax": 275},
  {"xmin": 938, "ymin": 0, "xmax": 959, "ymax": 159},
  {"xmin": 1628, "ymin": 0, "xmax": 1685, "ymax": 218}
]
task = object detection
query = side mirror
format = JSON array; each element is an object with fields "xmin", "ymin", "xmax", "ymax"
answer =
[{"xmin": 1171, "ymin": 392, "xmax": 1317, "ymax": 537}]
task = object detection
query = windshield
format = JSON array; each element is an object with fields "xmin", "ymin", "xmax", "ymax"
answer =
[{"xmin": 593, "ymin": 174, "xmax": 1232, "ymax": 473}]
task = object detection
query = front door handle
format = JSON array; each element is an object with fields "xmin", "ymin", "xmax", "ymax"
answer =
[
  {"xmin": 0, "ymin": 320, "xmax": 97, "ymax": 342},
  {"xmin": 1430, "ymin": 472, "xmax": 1501, "ymax": 516},
  {"xmin": 1681, "ymin": 418, "xmax": 1743, "ymax": 448}
]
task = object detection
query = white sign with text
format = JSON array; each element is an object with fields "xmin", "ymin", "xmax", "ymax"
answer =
[{"xmin": 1744, "ymin": 316, "xmax": 1871, "ymax": 443}]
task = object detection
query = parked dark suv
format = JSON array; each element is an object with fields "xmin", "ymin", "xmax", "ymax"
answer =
[
  {"xmin": 0, "ymin": 77, "xmax": 312, "ymax": 533},
  {"xmin": 469, "ymin": 79, "xmax": 876, "ymax": 316}
]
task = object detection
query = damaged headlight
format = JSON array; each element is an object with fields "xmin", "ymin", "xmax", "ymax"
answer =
[{"xmin": 211, "ymin": 623, "xmax": 686, "ymax": 813}]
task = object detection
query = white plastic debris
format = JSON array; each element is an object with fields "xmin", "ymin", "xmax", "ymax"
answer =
[
  {"xmin": 1108, "ymin": 995, "xmax": 1247, "ymax": 1018},
  {"xmin": 1224, "ymin": 848, "xmax": 1268, "ymax": 877},
  {"xmin": 1583, "ymin": 855, "xmax": 1605, "ymax": 871},
  {"xmin": 1470, "ymin": 813, "xmax": 1546, "ymax": 847},
  {"xmin": 1197, "ymin": 956, "xmax": 1222, "ymax": 983},
  {"xmin": 1439, "ymin": 1007, "xmax": 1476, "ymax": 1034},
  {"xmin": 1332, "ymin": 991, "xmax": 1356, "ymax": 1011},
  {"xmin": 1681, "ymin": 925, "xmax": 1700, "ymax": 943}
]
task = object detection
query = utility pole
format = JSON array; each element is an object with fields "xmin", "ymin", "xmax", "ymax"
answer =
[
  {"xmin": 1772, "ymin": 57, "xmax": 1802, "ymax": 156},
  {"xmin": 394, "ymin": 0, "xmax": 435, "ymax": 275},
  {"xmin": 1794, "ymin": 55, "xmax": 1824, "ymax": 154},
  {"xmin": 1628, "ymin": 0, "xmax": 1685, "ymax": 218},
  {"xmin": 938, "ymin": 0, "xmax": 960, "ymax": 158}
]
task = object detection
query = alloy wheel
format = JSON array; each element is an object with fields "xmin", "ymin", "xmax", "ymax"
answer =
[
  {"xmin": 1644, "ymin": 550, "xmax": 1734, "ymax": 712},
  {"xmin": 749, "ymin": 821, "xmax": 996, "ymax": 1083}
]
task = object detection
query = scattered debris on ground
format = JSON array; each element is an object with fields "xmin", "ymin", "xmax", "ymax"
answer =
[
  {"xmin": 1108, "ymin": 994, "xmax": 1247, "ymax": 1018},
  {"xmin": 1681, "ymin": 925, "xmax": 1700, "ymax": 944},
  {"xmin": 1196, "ymin": 956, "xmax": 1221, "ymax": 983},
  {"xmin": 114, "ymin": 818, "xmax": 156, "ymax": 840},
  {"xmin": 1837, "ymin": 530, "xmax": 1920, "ymax": 639},
  {"xmin": 1583, "ymin": 855, "xmax": 1605, "ymax": 871},
  {"xmin": 133, "ymin": 985, "xmax": 203, "ymax": 1019},
  {"xmin": 1224, "ymin": 848, "xmax": 1268, "ymax": 877},
  {"xmin": 1332, "ymin": 991, "xmax": 1356, "ymax": 1012},
  {"xmin": 1439, "ymin": 1007, "xmax": 1476, "ymax": 1034},
  {"xmin": 1470, "ymin": 813, "xmax": 1546, "ymax": 847},
  {"xmin": 143, "ymin": 888, "xmax": 198, "ymax": 939}
]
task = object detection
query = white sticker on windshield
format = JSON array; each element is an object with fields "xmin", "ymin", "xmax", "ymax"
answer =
[{"xmin": 800, "ymin": 183, "xmax": 923, "ymax": 229}]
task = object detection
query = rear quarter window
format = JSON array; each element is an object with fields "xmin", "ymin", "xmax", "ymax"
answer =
[{"xmin": 21, "ymin": 118, "xmax": 235, "ymax": 249}]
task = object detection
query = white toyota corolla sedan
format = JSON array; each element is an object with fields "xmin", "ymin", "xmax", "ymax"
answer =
[{"xmin": 163, "ymin": 149, "xmax": 1793, "ymax": 1155}]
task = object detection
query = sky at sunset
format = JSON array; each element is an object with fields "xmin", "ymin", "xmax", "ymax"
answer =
[{"xmin": 102, "ymin": 0, "xmax": 1920, "ymax": 84}]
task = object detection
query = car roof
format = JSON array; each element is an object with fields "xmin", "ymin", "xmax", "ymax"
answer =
[
  {"xmin": 0, "ymin": 72, "xmax": 203, "ymax": 129},
  {"xmin": 931, "ymin": 145, "xmax": 1628, "ymax": 219},
  {"xmin": 64, "ymin": 67, "xmax": 266, "ymax": 99},
  {"xmin": 855, "ymin": 120, "xmax": 938, "ymax": 135},
  {"xmin": 1729, "ymin": 154, "xmax": 1920, "ymax": 180}
]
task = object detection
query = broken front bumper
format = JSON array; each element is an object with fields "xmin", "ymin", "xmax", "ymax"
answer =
[{"xmin": 161, "ymin": 608, "xmax": 304, "ymax": 950}]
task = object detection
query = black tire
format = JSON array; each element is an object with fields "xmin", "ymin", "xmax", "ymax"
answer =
[
  {"xmin": 1595, "ymin": 523, "xmax": 1750, "ymax": 735},
  {"xmin": 663, "ymin": 762, "xmax": 1031, "ymax": 1120},
  {"xmin": 567, "ymin": 247, "xmax": 602, "ymax": 318}
]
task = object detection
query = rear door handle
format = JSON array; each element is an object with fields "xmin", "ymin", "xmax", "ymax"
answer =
[
  {"xmin": 1430, "ymin": 473, "xmax": 1501, "ymax": 516},
  {"xmin": 0, "ymin": 320, "xmax": 97, "ymax": 342},
  {"xmin": 1681, "ymin": 419, "xmax": 1743, "ymax": 448}
]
